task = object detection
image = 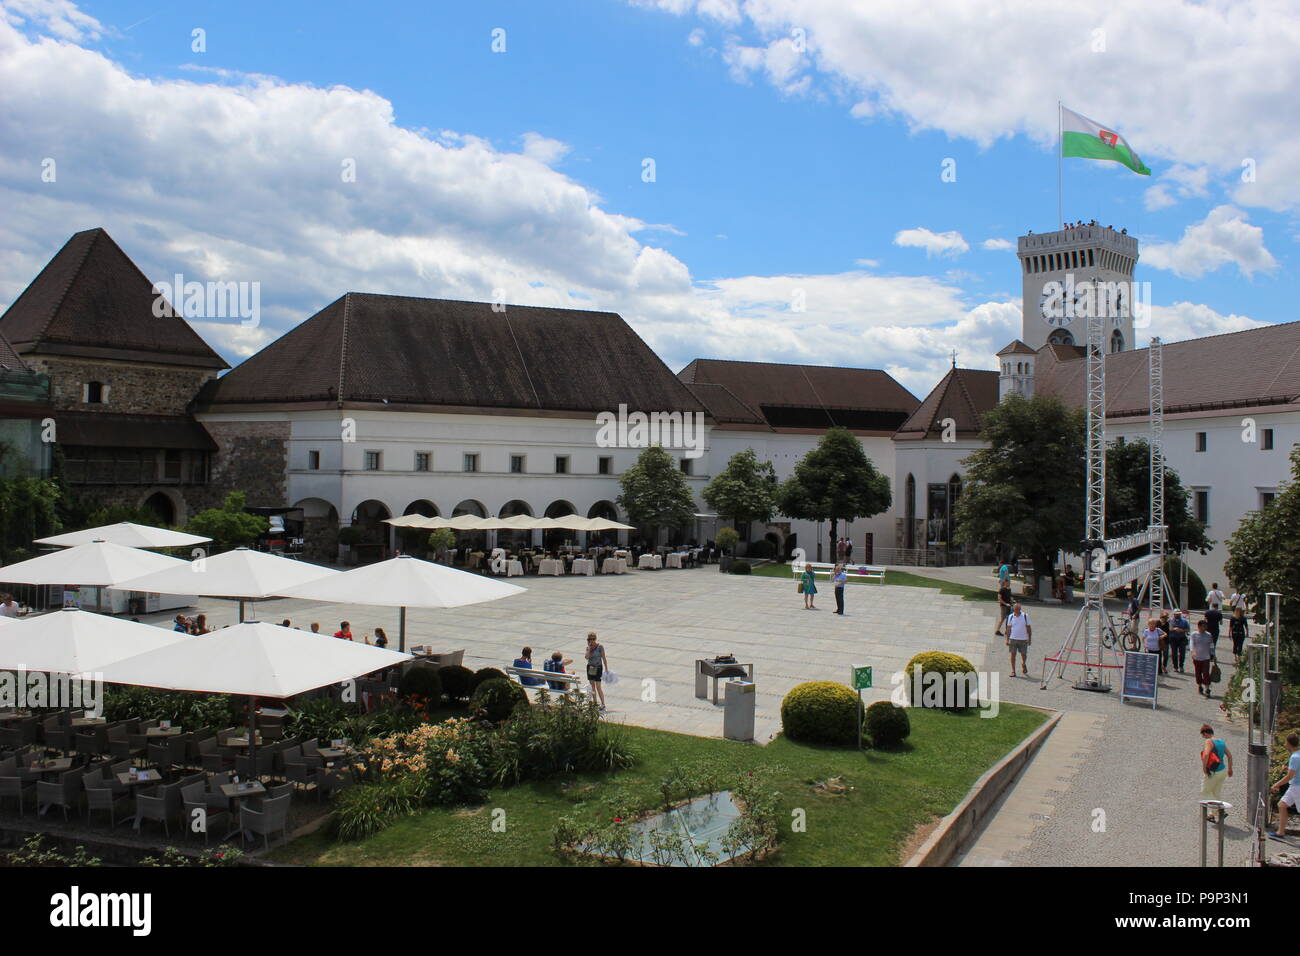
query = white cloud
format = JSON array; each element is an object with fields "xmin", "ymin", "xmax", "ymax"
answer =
[
  {"xmin": 2, "ymin": 0, "xmax": 102, "ymax": 41},
  {"xmin": 1142, "ymin": 205, "xmax": 1277, "ymax": 278},
  {"xmin": 519, "ymin": 132, "xmax": 570, "ymax": 166},
  {"xmin": 1144, "ymin": 301, "xmax": 1267, "ymax": 344},
  {"xmin": 646, "ymin": 0, "xmax": 1300, "ymax": 210},
  {"xmin": 981, "ymin": 238, "xmax": 1014, "ymax": 251},
  {"xmin": 1143, "ymin": 163, "xmax": 1211, "ymax": 210},
  {"xmin": 894, "ymin": 227, "xmax": 969, "ymax": 258}
]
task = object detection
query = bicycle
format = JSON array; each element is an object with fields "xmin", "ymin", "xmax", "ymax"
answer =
[{"xmin": 1101, "ymin": 613, "xmax": 1141, "ymax": 652}]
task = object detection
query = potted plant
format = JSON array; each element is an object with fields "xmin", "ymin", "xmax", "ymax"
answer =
[
  {"xmin": 716, "ymin": 527, "xmax": 740, "ymax": 573},
  {"xmin": 427, "ymin": 528, "xmax": 456, "ymax": 564}
]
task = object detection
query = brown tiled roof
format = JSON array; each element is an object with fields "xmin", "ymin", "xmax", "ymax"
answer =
[
  {"xmin": 682, "ymin": 382, "xmax": 768, "ymax": 427},
  {"xmin": 895, "ymin": 367, "xmax": 999, "ymax": 438},
  {"xmin": 1036, "ymin": 322, "xmax": 1300, "ymax": 417},
  {"xmin": 57, "ymin": 412, "xmax": 217, "ymax": 450},
  {"xmin": 0, "ymin": 332, "xmax": 26, "ymax": 371},
  {"xmin": 0, "ymin": 229, "xmax": 227, "ymax": 369},
  {"xmin": 996, "ymin": 339, "xmax": 1036, "ymax": 356},
  {"xmin": 199, "ymin": 293, "xmax": 706, "ymax": 416},
  {"xmin": 678, "ymin": 358, "xmax": 918, "ymax": 432}
]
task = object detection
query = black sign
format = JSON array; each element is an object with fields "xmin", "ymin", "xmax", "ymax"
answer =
[{"xmin": 1121, "ymin": 651, "xmax": 1158, "ymax": 708}]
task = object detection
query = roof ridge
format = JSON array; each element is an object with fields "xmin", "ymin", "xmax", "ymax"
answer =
[
  {"xmin": 501, "ymin": 307, "xmax": 543, "ymax": 408},
  {"xmin": 685, "ymin": 355, "xmax": 893, "ymax": 373},
  {"xmin": 796, "ymin": 364, "xmax": 835, "ymax": 427},
  {"xmin": 952, "ymin": 368, "xmax": 979, "ymax": 429},
  {"xmin": 36, "ymin": 229, "xmax": 100, "ymax": 343},
  {"xmin": 337, "ymin": 293, "xmax": 351, "ymax": 403},
  {"xmin": 924, "ymin": 367, "xmax": 956, "ymax": 434}
]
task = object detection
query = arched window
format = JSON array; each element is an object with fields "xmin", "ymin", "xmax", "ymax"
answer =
[{"xmin": 1048, "ymin": 329, "xmax": 1074, "ymax": 346}]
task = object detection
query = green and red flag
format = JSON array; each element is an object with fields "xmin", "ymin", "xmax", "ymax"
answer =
[{"xmin": 1061, "ymin": 106, "xmax": 1151, "ymax": 176}]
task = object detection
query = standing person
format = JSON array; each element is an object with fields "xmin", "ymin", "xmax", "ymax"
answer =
[
  {"xmin": 1168, "ymin": 609, "xmax": 1190, "ymax": 673},
  {"xmin": 1270, "ymin": 733, "xmax": 1300, "ymax": 841},
  {"xmin": 1157, "ymin": 612, "xmax": 1172, "ymax": 674},
  {"xmin": 845, "ymin": 537, "xmax": 854, "ymax": 563},
  {"xmin": 998, "ymin": 560, "xmax": 1011, "ymax": 588},
  {"xmin": 1005, "ymin": 603, "xmax": 1032, "ymax": 678},
  {"xmin": 584, "ymin": 632, "xmax": 608, "ymax": 709},
  {"xmin": 1205, "ymin": 583, "xmax": 1225, "ymax": 613},
  {"xmin": 370, "ymin": 627, "xmax": 388, "ymax": 649},
  {"xmin": 832, "ymin": 564, "xmax": 847, "ymax": 615},
  {"xmin": 1191, "ymin": 621, "xmax": 1216, "ymax": 696},
  {"xmin": 1126, "ymin": 590, "xmax": 1142, "ymax": 626},
  {"xmin": 333, "ymin": 621, "xmax": 353, "ymax": 641},
  {"xmin": 994, "ymin": 580, "xmax": 1013, "ymax": 636},
  {"xmin": 1228, "ymin": 587, "xmax": 1249, "ymax": 614},
  {"xmin": 1199, "ymin": 724, "xmax": 1233, "ymax": 800},
  {"xmin": 1143, "ymin": 618, "xmax": 1165, "ymax": 674},
  {"xmin": 1062, "ymin": 565, "xmax": 1076, "ymax": 603},
  {"xmin": 800, "ymin": 564, "xmax": 818, "ymax": 610},
  {"xmin": 1228, "ymin": 607, "xmax": 1249, "ymax": 665}
]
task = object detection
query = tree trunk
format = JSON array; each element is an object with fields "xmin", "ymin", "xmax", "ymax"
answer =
[{"xmin": 828, "ymin": 518, "xmax": 839, "ymax": 566}]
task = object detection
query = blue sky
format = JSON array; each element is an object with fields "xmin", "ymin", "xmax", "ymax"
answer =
[{"xmin": 0, "ymin": 0, "xmax": 1294, "ymax": 395}]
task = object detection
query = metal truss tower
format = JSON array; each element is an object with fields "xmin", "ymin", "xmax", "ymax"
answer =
[{"xmin": 1148, "ymin": 337, "xmax": 1167, "ymax": 614}]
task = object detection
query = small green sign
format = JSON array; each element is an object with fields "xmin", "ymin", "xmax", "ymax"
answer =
[{"xmin": 851, "ymin": 666, "xmax": 873, "ymax": 690}]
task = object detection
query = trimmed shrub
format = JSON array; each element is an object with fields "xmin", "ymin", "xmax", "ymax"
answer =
[
  {"xmin": 471, "ymin": 667, "xmax": 508, "ymax": 692},
  {"xmin": 471, "ymin": 678, "xmax": 529, "ymax": 723},
  {"xmin": 437, "ymin": 664, "xmax": 474, "ymax": 703},
  {"xmin": 904, "ymin": 651, "xmax": 978, "ymax": 710},
  {"xmin": 716, "ymin": 527, "xmax": 740, "ymax": 553},
  {"xmin": 779, "ymin": 681, "xmax": 863, "ymax": 746},
  {"xmin": 864, "ymin": 700, "xmax": 911, "ymax": 748},
  {"xmin": 730, "ymin": 559, "xmax": 752, "ymax": 575},
  {"xmin": 397, "ymin": 665, "xmax": 443, "ymax": 707},
  {"xmin": 745, "ymin": 538, "xmax": 775, "ymax": 559}
]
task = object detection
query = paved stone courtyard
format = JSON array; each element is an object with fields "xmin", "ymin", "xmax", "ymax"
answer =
[{"xmin": 140, "ymin": 563, "xmax": 1252, "ymax": 866}]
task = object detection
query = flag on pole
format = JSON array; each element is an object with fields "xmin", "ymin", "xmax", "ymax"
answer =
[{"xmin": 1061, "ymin": 106, "xmax": 1151, "ymax": 176}]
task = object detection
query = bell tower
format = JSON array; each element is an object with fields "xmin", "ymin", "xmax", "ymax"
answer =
[{"xmin": 1017, "ymin": 224, "xmax": 1138, "ymax": 353}]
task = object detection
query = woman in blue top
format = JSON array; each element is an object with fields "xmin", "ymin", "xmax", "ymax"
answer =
[
  {"xmin": 801, "ymin": 565, "xmax": 818, "ymax": 610},
  {"xmin": 832, "ymin": 564, "xmax": 848, "ymax": 615},
  {"xmin": 1199, "ymin": 723, "xmax": 1232, "ymax": 800}
]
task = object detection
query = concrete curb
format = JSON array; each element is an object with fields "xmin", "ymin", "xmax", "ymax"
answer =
[{"xmin": 903, "ymin": 708, "xmax": 1062, "ymax": 867}]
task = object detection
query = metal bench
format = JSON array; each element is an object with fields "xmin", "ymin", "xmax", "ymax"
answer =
[
  {"xmin": 504, "ymin": 665, "xmax": 584, "ymax": 695},
  {"xmin": 792, "ymin": 561, "xmax": 886, "ymax": 583}
]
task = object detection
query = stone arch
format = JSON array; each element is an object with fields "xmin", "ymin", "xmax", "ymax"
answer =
[
  {"xmin": 140, "ymin": 489, "xmax": 181, "ymax": 527},
  {"xmin": 403, "ymin": 499, "xmax": 438, "ymax": 518},
  {"xmin": 498, "ymin": 499, "xmax": 534, "ymax": 550},
  {"xmin": 452, "ymin": 499, "xmax": 488, "ymax": 551},
  {"xmin": 293, "ymin": 497, "xmax": 339, "ymax": 564}
]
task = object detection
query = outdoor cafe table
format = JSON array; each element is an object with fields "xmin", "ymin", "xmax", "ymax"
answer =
[
  {"xmin": 637, "ymin": 553, "xmax": 663, "ymax": 570},
  {"xmin": 506, "ymin": 558, "xmax": 524, "ymax": 577},
  {"xmin": 30, "ymin": 757, "xmax": 73, "ymax": 776},
  {"xmin": 145, "ymin": 727, "xmax": 183, "ymax": 738},
  {"xmin": 572, "ymin": 558, "xmax": 595, "ymax": 576},
  {"xmin": 601, "ymin": 557, "xmax": 628, "ymax": 574},
  {"xmin": 665, "ymin": 553, "xmax": 684, "ymax": 569},
  {"xmin": 224, "ymin": 735, "xmax": 264, "ymax": 748},
  {"xmin": 538, "ymin": 558, "xmax": 563, "ymax": 576},
  {"xmin": 70, "ymin": 717, "xmax": 106, "ymax": 728},
  {"xmin": 117, "ymin": 769, "xmax": 163, "ymax": 787},
  {"xmin": 0, "ymin": 710, "xmax": 33, "ymax": 723}
]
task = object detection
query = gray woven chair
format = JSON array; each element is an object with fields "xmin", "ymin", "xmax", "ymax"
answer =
[
  {"xmin": 181, "ymin": 781, "xmax": 229, "ymax": 845},
  {"xmin": 36, "ymin": 767, "xmax": 85, "ymax": 820},
  {"xmin": 235, "ymin": 791, "xmax": 291, "ymax": 850},
  {"xmin": 133, "ymin": 780, "xmax": 183, "ymax": 837},
  {"xmin": 83, "ymin": 771, "xmax": 129, "ymax": 826},
  {"xmin": 0, "ymin": 769, "xmax": 35, "ymax": 815}
]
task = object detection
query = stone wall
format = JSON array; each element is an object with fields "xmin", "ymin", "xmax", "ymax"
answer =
[
  {"xmin": 198, "ymin": 419, "xmax": 290, "ymax": 510},
  {"xmin": 25, "ymin": 356, "xmax": 217, "ymax": 415}
]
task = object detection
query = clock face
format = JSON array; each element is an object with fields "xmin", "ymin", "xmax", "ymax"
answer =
[{"xmin": 1040, "ymin": 287, "xmax": 1072, "ymax": 326}]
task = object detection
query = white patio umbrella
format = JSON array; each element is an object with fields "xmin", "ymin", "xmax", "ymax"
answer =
[
  {"xmin": 35, "ymin": 522, "xmax": 211, "ymax": 550},
  {"xmin": 584, "ymin": 517, "xmax": 636, "ymax": 531},
  {"xmin": 99, "ymin": 621, "xmax": 412, "ymax": 773},
  {"xmin": 0, "ymin": 540, "xmax": 190, "ymax": 611},
  {"xmin": 0, "ymin": 607, "xmax": 184, "ymax": 673},
  {"xmin": 113, "ymin": 546, "xmax": 337, "ymax": 622},
  {"xmin": 277, "ymin": 553, "xmax": 525, "ymax": 652},
  {"xmin": 384, "ymin": 514, "xmax": 437, "ymax": 528}
]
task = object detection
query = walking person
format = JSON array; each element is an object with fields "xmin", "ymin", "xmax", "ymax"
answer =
[
  {"xmin": 1005, "ymin": 602, "xmax": 1032, "ymax": 678},
  {"xmin": 1156, "ymin": 611, "xmax": 1172, "ymax": 674},
  {"xmin": 1270, "ymin": 733, "xmax": 1300, "ymax": 841},
  {"xmin": 832, "ymin": 564, "xmax": 847, "ymax": 615},
  {"xmin": 584, "ymin": 632, "xmax": 608, "ymax": 709},
  {"xmin": 1061, "ymin": 565, "xmax": 1076, "ymax": 603},
  {"xmin": 800, "ymin": 563, "xmax": 818, "ymax": 610},
  {"xmin": 1168, "ymin": 609, "xmax": 1190, "ymax": 673},
  {"xmin": 1143, "ymin": 617, "xmax": 1165, "ymax": 674},
  {"xmin": 994, "ymin": 579, "xmax": 1012, "ymax": 636},
  {"xmin": 845, "ymin": 538, "xmax": 853, "ymax": 563},
  {"xmin": 1199, "ymin": 723, "xmax": 1233, "ymax": 800},
  {"xmin": 1228, "ymin": 607, "xmax": 1249, "ymax": 665},
  {"xmin": 1191, "ymin": 620, "xmax": 1216, "ymax": 696}
]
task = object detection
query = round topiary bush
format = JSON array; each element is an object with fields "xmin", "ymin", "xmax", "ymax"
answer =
[
  {"xmin": 471, "ymin": 667, "xmax": 508, "ymax": 692},
  {"xmin": 780, "ymin": 681, "xmax": 863, "ymax": 746},
  {"xmin": 730, "ymin": 559, "xmax": 752, "ymax": 575},
  {"xmin": 904, "ymin": 651, "xmax": 978, "ymax": 710},
  {"xmin": 397, "ymin": 665, "xmax": 443, "ymax": 706},
  {"xmin": 470, "ymin": 678, "xmax": 529, "ymax": 723},
  {"xmin": 864, "ymin": 700, "xmax": 911, "ymax": 748},
  {"xmin": 437, "ymin": 664, "xmax": 474, "ymax": 703}
]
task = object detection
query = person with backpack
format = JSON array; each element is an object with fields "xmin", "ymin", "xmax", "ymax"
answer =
[
  {"xmin": 1191, "ymin": 620, "xmax": 1217, "ymax": 696},
  {"xmin": 1199, "ymin": 723, "xmax": 1232, "ymax": 800},
  {"xmin": 994, "ymin": 580, "xmax": 1013, "ymax": 636}
]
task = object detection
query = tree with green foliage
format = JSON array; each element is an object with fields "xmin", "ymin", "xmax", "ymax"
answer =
[
  {"xmin": 617, "ymin": 445, "xmax": 696, "ymax": 542},
  {"xmin": 702, "ymin": 449, "xmax": 778, "ymax": 542},
  {"xmin": 1105, "ymin": 437, "xmax": 1210, "ymax": 558},
  {"xmin": 954, "ymin": 394, "xmax": 1086, "ymax": 585},
  {"xmin": 185, "ymin": 491, "xmax": 268, "ymax": 551},
  {"xmin": 777, "ymin": 427, "xmax": 891, "ymax": 562},
  {"xmin": 0, "ymin": 475, "xmax": 61, "ymax": 563},
  {"xmin": 1226, "ymin": 443, "xmax": 1300, "ymax": 680}
]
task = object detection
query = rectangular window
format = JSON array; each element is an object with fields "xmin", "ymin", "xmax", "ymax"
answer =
[
  {"xmin": 1262, "ymin": 428, "xmax": 1275, "ymax": 450},
  {"xmin": 1261, "ymin": 491, "xmax": 1277, "ymax": 509},
  {"xmin": 598, "ymin": 456, "xmax": 612, "ymax": 475},
  {"xmin": 680, "ymin": 458, "xmax": 693, "ymax": 475},
  {"xmin": 463, "ymin": 453, "xmax": 479, "ymax": 473},
  {"xmin": 364, "ymin": 451, "xmax": 382, "ymax": 471},
  {"xmin": 308, "ymin": 450, "xmax": 320, "ymax": 470},
  {"xmin": 555, "ymin": 455, "xmax": 569, "ymax": 474},
  {"xmin": 510, "ymin": 455, "xmax": 525, "ymax": 474},
  {"xmin": 1194, "ymin": 432, "xmax": 1207, "ymax": 453},
  {"xmin": 1194, "ymin": 489, "xmax": 1210, "ymax": 524},
  {"xmin": 414, "ymin": 452, "xmax": 431, "ymax": 472}
]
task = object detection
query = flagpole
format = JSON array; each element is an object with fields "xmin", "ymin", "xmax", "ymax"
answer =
[{"xmin": 1057, "ymin": 101, "xmax": 1063, "ymax": 229}]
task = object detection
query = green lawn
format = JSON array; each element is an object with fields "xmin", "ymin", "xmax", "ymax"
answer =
[
  {"xmin": 750, "ymin": 562, "xmax": 1000, "ymax": 601},
  {"xmin": 270, "ymin": 704, "xmax": 1045, "ymax": 867}
]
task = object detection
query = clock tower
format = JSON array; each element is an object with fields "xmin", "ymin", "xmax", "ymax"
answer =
[{"xmin": 1017, "ymin": 224, "xmax": 1138, "ymax": 352}]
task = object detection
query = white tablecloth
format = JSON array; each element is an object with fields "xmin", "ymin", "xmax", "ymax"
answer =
[
  {"xmin": 572, "ymin": 558, "xmax": 595, "ymax": 576},
  {"xmin": 602, "ymin": 557, "xmax": 628, "ymax": 574},
  {"xmin": 666, "ymin": 553, "xmax": 683, "ymax": 569},
  {"xmin": 538, "ymin": 559, "xmax": 563, "ymax": 576},
  {"xmin": 637, "ymin": 553, "xmax": 656, "ymax": 570},
  {"xmin": 506, "ymin": 559, "xmax": 524, "ymax": 577}
]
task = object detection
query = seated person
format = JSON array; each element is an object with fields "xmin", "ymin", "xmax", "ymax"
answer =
[
  {"xmin": 513, "ymin": 646, "xmax": 543, "ymax": 685},
  {"xmin": 543, "ymin": 652, "xmax": 574, "ymax": 690}
]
